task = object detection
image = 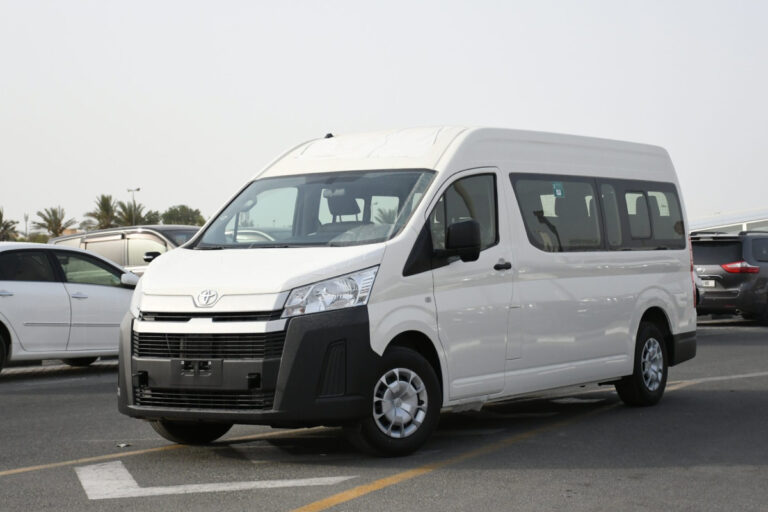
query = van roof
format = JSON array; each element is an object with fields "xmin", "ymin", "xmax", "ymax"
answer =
[{"xmin": 256, "ymin": 126, "xmax": 671, "ymax": 181}]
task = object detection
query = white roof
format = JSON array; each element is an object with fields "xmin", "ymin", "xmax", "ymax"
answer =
[{"xmin": 255, "ymin": 126, "xmax": 671, "ymax": 182}]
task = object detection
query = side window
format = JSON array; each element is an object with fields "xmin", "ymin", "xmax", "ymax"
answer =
[
  {"xmin": 318, "ymin": 189, "xmax": 364, "ymax": 224},
  {"xmin": 752, "ymin": 239, "xmax": 768, "ymax": 262},
  {"xmin": 84, "ymin": 238, "xmax": 125, "ymax": 265},
  {"xmin": 625, "ymin": 192, "xmax": 652, "ymax": 239},
  {"xmin": 647, "ymin": 190, "xmax": 685, "ymax": 241},
  {"xmin": 128, "ymin": 236, "xmax": 167, "ymax": 267},
  {"xmin": 55, "ymin": 252, "xmax": 122, "ymax": 287},
  {"xmin": 0, "ymin": 251, "xmax": 57, "ymax": 282},
  {"xmin": 512, "ymin": 176, "xmax": 601, "ymax": 252},
  {"xmin": 430, "ymin": 174, "xmax": 497, "ymax": 251}
]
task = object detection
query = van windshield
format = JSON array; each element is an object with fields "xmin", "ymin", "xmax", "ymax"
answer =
[{"xmin": 193, "ymin": 169, "xmax": 434, "ymax": 249}]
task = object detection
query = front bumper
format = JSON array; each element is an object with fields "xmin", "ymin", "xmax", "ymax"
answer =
[{"xmin": 118, "ymin": 307, "xmax": 381, "ymax": 426}]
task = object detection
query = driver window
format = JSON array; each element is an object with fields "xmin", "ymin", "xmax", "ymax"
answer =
[
  {"xmin": 429, "ymin": 174, "xmax": 498, "ymax": 251},
  {"xmin": 55, "ymin": 252, "xmax": 121, "ymax": 287}
]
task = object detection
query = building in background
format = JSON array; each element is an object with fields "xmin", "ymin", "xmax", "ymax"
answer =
[{"xmin": 690, "ymin": 209, "xmax": 768, "ymax": 234}]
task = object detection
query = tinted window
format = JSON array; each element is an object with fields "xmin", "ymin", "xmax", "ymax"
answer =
[
  {"xmin": 648, "ymin": 190, "xmax": 686, "ymax": 241},
  {"xmin": 84, "ymin": 238, "xmax": 125, "ymax": 265},
  {"xmin": 0, "ymin": 251, "xmax": 57, "ymax": 282},
  {"xmin": 626, "ymin": 192, "xmax": 652, "ymax": 239},
  {"xmin": 512, "ymin": 176, "xmax": 601, "ymax": 252},
  {"xmin": 752, "ymin": 239, "xmax": 768, "ymax": 262},
  {"xmin": 692, "ymin": 242, "xmax": 743, "ymax": 264},
  {"xmin": 430, "ymin": 174, "xmax": 497, "ymax": 251},
  {"xmin": 55, "ymin": 252, "xmax": 122, "ymax": 287},
  {"xmin": 128, "ymin": 236, "xmax": 167, "ymax": 266}
]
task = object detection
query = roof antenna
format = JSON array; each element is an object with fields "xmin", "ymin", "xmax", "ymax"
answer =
[{"xmin": 324, "ymin": 133, "xmax": 334, "ymax": 139}]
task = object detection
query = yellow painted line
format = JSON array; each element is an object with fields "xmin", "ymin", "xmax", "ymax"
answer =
[
  {"xmin": 291, "ymin": 404, "xmax": 618, "ymax": 512},
  {"xmin": 0, "ymin": 427, "xmax": 322, "ymax": 479}
]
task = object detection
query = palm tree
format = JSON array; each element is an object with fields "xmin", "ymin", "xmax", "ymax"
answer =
[
  {"xmin": 33, "ymin": 206, "xmax": 76, "ymax": 237},
  {"xmin": 374, "ymin": 207, "xmax": 398, "ymax": 224},
  {"xmin": 0, "ymin": 208, "xmax": 19, "ymax": 241},
  {"xmin": 116, "ymin": 200, "xmax": 146, "ymax": 226},
  {"xmin": 84, "ymin": 194, "xmax": 118, "ymax": 229}
]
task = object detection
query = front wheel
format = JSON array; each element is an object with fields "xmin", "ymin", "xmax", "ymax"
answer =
[
  {"xmin": 345, "ymin": 347, "xmax": 441, "ymax": 457},
  {"xmin": 615, "ymin": 322, "xmax": 668, "ymax": 406},
  {"xmin": 150, "ymin": 420, "xmax": 233, "ymax": 444}
]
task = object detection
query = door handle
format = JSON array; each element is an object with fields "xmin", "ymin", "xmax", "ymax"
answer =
[
  {"xmin": 493, "ymin": 260, "xmax": 512, "ymax": 271},
  {"xmin": 71, "ymin": 292, "xmax": 88, "ymax": 299},
  {"xmin": 0, "ymin": 290, "xmax": 13, "ymax": 297}
]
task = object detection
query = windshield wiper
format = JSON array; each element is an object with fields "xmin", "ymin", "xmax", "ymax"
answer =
[{"xmin": 195, "ymin": 245, "xmax": 224, "ymax": 250}]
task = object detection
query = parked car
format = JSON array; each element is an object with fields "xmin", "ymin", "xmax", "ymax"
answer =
[
  {"xmin": 0, "ymin": 242, "xmax": 138, "ymax": 372},
  {"xmin": 50, "ymin": 225, "xmax": 199, "ymax": 275},
  {"xmin": 691, "ymin": 231, "xmax": 768, "ymax": 322}
]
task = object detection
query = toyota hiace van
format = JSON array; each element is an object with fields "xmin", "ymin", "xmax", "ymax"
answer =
[{"xmin": 118, "ymin": 127, "xmax": 697, "ymax": 455}]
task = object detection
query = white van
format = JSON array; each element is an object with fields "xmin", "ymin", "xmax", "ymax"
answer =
[{"xmin": 118, "ymin": 127, "xmax": 697, "ymax": 455}]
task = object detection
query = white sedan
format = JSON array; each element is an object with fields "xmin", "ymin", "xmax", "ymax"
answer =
[{"xmin": 0, "ymin": 242, "xmax": 138, "ymax": 371}]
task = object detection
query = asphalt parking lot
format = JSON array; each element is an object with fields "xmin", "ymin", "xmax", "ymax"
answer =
[{"xmin": 1, "ymin": 318, "xmax": 767, "ymax": 512}]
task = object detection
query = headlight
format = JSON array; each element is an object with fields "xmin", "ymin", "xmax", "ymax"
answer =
[{"xmin": 282, "ymin": 266, "xmax": 379, "ymax": 318}]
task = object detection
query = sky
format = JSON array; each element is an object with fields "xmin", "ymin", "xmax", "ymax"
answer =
[{"xmin": 1, "ymin": 0, "xmax": 767, "ymax": 233}]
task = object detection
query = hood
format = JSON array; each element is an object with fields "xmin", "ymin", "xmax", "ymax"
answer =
[{"xmin": 141, "ymin": 244, "xmax": 386, "ymax": 298}]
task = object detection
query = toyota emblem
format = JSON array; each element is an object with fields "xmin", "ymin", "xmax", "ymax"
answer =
[{"xmin": 196, "ymin": 289, "xmax": 219, "ymax": 307}]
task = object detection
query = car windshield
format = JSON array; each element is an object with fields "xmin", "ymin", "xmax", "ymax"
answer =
[{"xmin": 193, "ymin": 169, "xmax": 434, "ymax": 249}]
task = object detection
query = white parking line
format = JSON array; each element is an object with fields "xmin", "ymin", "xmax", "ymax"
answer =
[{"xmin": 75, "ymin": 461, "xmax": 355, "ymax": 500}]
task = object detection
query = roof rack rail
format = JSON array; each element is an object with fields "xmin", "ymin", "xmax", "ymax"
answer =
[
  {"xmin": 690, "ymin": 231, "xmax": 728, "ymax": 236},
  {"xmin": 739, "ymin": 230, "xmax": 768, "ymax": 235}
]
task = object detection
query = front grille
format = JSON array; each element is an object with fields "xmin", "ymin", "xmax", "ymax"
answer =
[
  {"xmin": 132, "ymin": 331, "xmax": 285, "ymax": 359},
  {"xmin": 140, "ymin": 310, "xmax": 283, "ymax": 322},
  {"xmin": 134, "ymin": 387, "xmax": 274, "ymax": 410}
]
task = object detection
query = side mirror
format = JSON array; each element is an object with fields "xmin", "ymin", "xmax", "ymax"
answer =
[
  {"xmin": 121, "ymin": 272, "xmax": 139, "ymax": 288},
  {"xmin": 143, "ymin": 251, "xmax": 161, "ymax": 263},
  {"xmin": 444, "ymin": 219, "xmax": 481, "ymax": 262}
]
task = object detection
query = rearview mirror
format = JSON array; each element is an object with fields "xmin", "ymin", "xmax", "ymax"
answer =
[
  {"xmin": 443, "ymin": 219, "xmax": 481, "ymax": 262},
  {"xmin": 121, "ymin": 272, "xmax": 139, "ymax": 288}
]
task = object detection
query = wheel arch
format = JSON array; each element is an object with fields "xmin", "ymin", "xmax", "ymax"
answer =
[
  {"xmin": 385, "ymin": 330, "xmax": 445, "ymax": 401},
  {"xmin": 640, "ymin": 306, "xmax": 674, "ymax": 359},
  {"xmin": 0, "ymin": 318, "xmax": 11, "ymax": 360}
]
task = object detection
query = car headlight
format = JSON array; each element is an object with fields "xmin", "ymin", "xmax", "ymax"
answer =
[{"xmin": 282, "ymin": 266, "xmax": 379, "ymax": 318}]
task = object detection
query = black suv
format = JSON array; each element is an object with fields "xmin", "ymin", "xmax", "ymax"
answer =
[{"xmin": 692, "ymin": 231, "xmax": 768, "ymax": 322}]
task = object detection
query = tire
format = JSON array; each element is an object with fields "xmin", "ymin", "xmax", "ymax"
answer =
[
  {"xmin": 0, "ymin": 332, "xmax": 7, "ymax": 373},
  {"xmin": 64, "ymin": 357, "xmax": 98, "ymax": 367},
  {"xmin": 344, "ymin": 347, "xmax": 441, "ymax": 457},
  {"xmin": 615, "ymin": 322, "xmax": 668, "ymax": 406},
  {"xmin": 150, "ymin": 420, "xmax": 233, "ymax": 445}
]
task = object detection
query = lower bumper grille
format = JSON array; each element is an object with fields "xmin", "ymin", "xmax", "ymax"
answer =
[{"xmin": 134, "ymin": 388, "xmax": 274, "ymax": 410}]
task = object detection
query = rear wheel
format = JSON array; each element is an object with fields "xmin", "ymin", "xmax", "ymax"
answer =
[
  {"xmin": 64, "ymin": 357, "xmax": 98, "ymax": 367},
  {"xmin": 615, "ymin": 322, "xmax": 668, "ymax": 406},
  {"xmin": 345, "ymin": 347, "xmax": 440, "ymax": 457},
  {"xmin": 0, "ymin": 332, "xmax": 7, "ymax": 372},
  {"xmin": 150, "ymin": 420, "xmax": 233, "ymax": 444}
]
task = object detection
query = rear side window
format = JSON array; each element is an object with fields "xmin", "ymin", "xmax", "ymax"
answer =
[
  {"xmin": 751, "ymin": 239, "xmax": 768, "ymax": 262},
  {"xmin": 0, "ymin": 251, "xmax": 57, "ymax": 282},
  {"xmin": 128, "ymin": 236, "xmax": 167, "ymax": 267},
  {"xmin": 430, "ymin": 174, "xmax": 498, "ymax": 251},
  {"xmin": 512, "ymin": 177, "xmax": 601, "ymax": 252},
  {"xmin": 512, "ymin": 174, "xmax": 686, "ymax": 251},
  {"xmin": 84, "ymin": 238, "xmax": 125, "ymax": 265},
  {"xmin": 692, "ymin": 242, "xmax": 743, "ymax": 264}
]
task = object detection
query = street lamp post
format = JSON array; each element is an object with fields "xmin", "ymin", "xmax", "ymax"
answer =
[{"xmin": 127, "ymin": 187, "xmax": 141, "ymax": 204}]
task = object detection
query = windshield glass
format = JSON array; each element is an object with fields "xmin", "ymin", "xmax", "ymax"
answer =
[{"xmin": 194, "ymin": 169, "xmax": 434, "ymax": 249}]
